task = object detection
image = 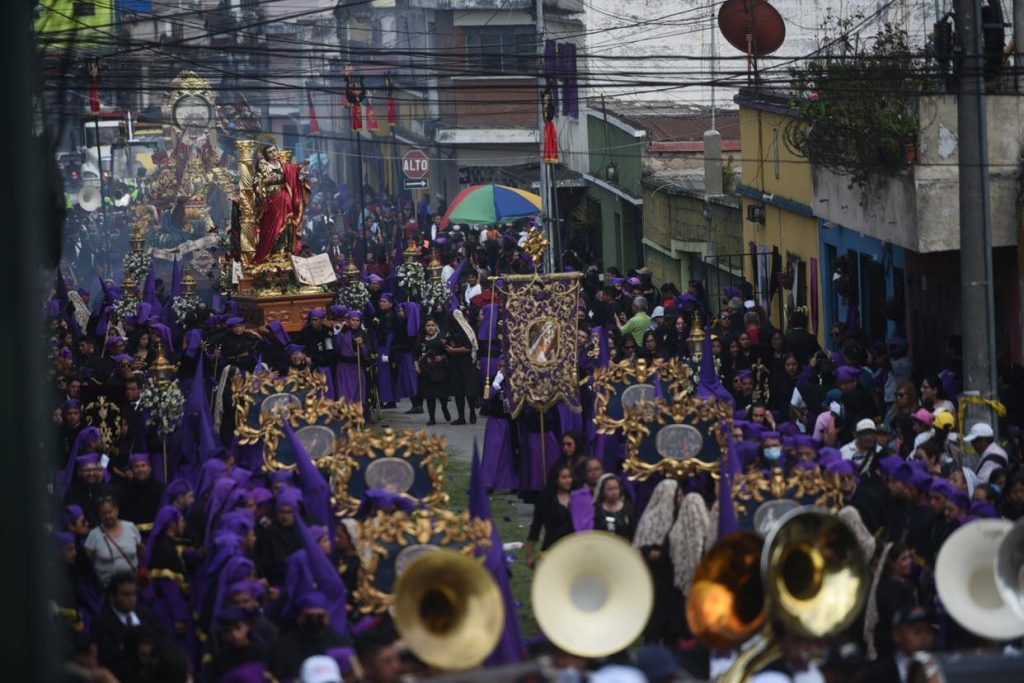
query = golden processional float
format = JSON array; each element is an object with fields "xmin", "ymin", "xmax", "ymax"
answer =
[{"xmin": 230, "ymin": 138, "xmax": 336, "ymax": 331}]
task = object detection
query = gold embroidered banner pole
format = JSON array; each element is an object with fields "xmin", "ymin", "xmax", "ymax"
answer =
[
  {"xmin": 482, "ymin": 278, "xmax": 498, "ymax": 400},
  {"xmin": 540, "ymin": 410, "xmax": 547, "ymax": 486}
]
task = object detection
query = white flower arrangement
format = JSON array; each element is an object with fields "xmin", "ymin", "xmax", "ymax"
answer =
[
  {"xmin": 112, "ymin": 297, "xmax": 139, "ymax": 322},
  {"xmin": 171, "ymin": 295, "xmax": 199, "ymax": 323},
  {"xmin": 138, "ymin": 379, "xmax": 185, "ymax": 437},
  {"xmin": 122, "ymin": 250, "xmax": 149, "ymax": 284},
  {"xmin": 396, "ymin": 261, "xmax": 426, "ymax": 300},
  {"xmin": 421, "ymin": 279, "xmax": 450, "ymax": 312},
  {"xmin": 337, "ymin": 279, "xmax": 370, "ymax": 311}
]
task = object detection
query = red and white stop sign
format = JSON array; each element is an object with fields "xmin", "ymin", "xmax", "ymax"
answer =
[{"xmin": 402, "ymin": 149, "xmax": 429, "ymax": 179}]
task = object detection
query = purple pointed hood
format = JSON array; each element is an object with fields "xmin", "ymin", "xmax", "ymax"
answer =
[{"xmin": 696, "ymin": 332, "xmax": 733, "ymax": 404}]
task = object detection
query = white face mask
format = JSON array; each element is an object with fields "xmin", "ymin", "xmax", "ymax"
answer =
[{"xmin": 764, "ymin": 446, "xmax": 783, "ymax": 461}]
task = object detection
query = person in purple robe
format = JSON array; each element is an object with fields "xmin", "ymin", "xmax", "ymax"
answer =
[
  {"xmin": 268, "ymin": 591, "xmax": 351, "ymax": 681},
  {"xmin": 254, "ymin": 488, "xmax": 306, "ymax": 588},
  {"xmin": 63, "ymin": 453, "xmax": 118, "ymax": 527},
  {"xmin": 480, "ymin": 358, "xmax": 518, "ymax": 491},
  {"xmin": 515, "ymin": 405, "xmax": 561, "ymax": 494},
  {"xmin": 145, "ymin": 506, "xmax": 195, "ymax": 658},
  {"xmin": 53, "ymin": 530, "xmax": 103, "ymax": 635},
  {"xmin": 333, "ymin": 311, "xmax": 369, "ymax": 407},
  {"xmin": 373, "ymin": 293, "xmax": 401, "ymax": 408},
  {"xmin": 395, "ymin": 302, "xmax": 422, "ymax": 414}
]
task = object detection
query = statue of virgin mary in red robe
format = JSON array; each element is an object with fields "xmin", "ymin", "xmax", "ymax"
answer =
[{"xmin": 252, "ymin": 144, "xmax": 310, "ymax": 265}]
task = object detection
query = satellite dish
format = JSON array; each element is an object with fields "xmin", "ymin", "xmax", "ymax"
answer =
[{"xmin": 718, "ymin": 0, "xmax": 786, "ymax": 57}]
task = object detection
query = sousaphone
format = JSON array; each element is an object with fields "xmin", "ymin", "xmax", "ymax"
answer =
[
  {"xmin": 393, "ymin": 549, "xmax": 504, "ymax": 671},
  {"xmin": 936, "ymin": 518, "xmax": 1024, "ymax": 641},
  {"xmin": 532, "ymin": 531, "xmax": 654, "ymax": 658},
  {"xmin": 78, "ymin": 185, "xmax": 102, "ymax": 212},
  {"xmin": 688, "ymin": 507, "xmax": 869, "ymax": 683}
]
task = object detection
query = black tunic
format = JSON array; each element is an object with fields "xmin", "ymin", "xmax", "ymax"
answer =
[
  {"xmin": 416, "ymin": 336, "xmax": 449, "ymax": 400},
  {"xmin": 120, "ymin": 477, "xmax": 166, "ymax": 530},
  {"xmin": 443, "ymin": 324, "xmax": 477, "ymax": 398},
  {"xmin": 527, "ymin": 492, "xmax": 574, "ymax": 550}
]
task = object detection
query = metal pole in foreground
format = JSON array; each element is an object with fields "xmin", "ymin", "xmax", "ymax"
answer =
[
  {"xmin": 954, "ymin": 0, "xmax": 999, "ymax": 431},
  {"xmin": 535, "ymin": 0, "xmax": 553, "ymax": 273}
]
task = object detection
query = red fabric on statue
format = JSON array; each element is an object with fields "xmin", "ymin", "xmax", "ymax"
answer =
[
  {"xmin": 543, "ymin": 120, "xmax": 559, "ymax": 164},
  {"xmin": 351, "ymin": 102, "xmax": 363, "ymax": 131},
  {"xmin": 253, "ymin": 162, "xmax": 306, "ymax": 265}
]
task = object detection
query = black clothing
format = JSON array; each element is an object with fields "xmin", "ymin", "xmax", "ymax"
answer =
[
  {"xmin": 206, "ymin": 641, "xmax": 269, "ymax": 683},
  {"xmin": 255, "ymin": 521, "xmax": 304, "ymax": 587},
  {"xmin": 862, "ymin": 657, "xmax": 902, "ymax": 683},
  {"xmin": 92, "ymin": 602, "xmax": 166, "ymax": 683},
  {"xmin": 269, "ymin": 626, "xmax": 351, "ymax": 681},
  {"xmin": 527, "ymin": 492, "xmax": 574, "ymax": 550},
  {"xmin": 217, "ymin": 331, "xmax": 259, "ymax": 372},
  {"xmin": 783, "ymin": 327, "xmax": 821, "ymax": 366},
  {"xmin": 416, "ymin": 336, "xmax": 448, "ymax": 400},
  {"xmin": 594, "ymin": 504, "xmax": 636, "ymax": 541},
  {"xmin": 295, "ymin": 325, "xmax": 334, "ymax": 369},
  {"xmin": 873, "ymin": 577, "xmax": 918, "ymax": 659},
  {"xmin": 64, "ymin": 481, "xmax": 120, "ymax": 527},
  {"xmin": 120, "ymin": 477, "xmax": 165, "ymax": 530},
  {"xmin": 443, "ymin": 324, "xmax": 478, "ymax": 399}
]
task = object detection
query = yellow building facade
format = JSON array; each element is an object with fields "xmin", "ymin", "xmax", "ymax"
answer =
[{"xmin": 736, "ymin": 90, "xmax": 825, "ymax": 345}]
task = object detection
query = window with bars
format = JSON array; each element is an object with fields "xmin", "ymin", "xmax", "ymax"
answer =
[{"xmin": 466, "ymin": 27, "xmax": 535, "ymax": 75}]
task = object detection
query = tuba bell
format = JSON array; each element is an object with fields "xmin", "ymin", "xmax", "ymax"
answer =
[
  {"xmin": 532, "ymin": 531, "xmax": 654, "ymax": 658},
  {"xmin": 689, "ymin": 507, "xmax": 870, "ymax": 683},
  {"xmin": 392, "ymin": 549, "xmax": 505, "ymax": 672},
  {"xmin": 78, "ymin": 185, "xmax": 102, "ymax": 212},
  {"xmin": 936, "ymin": 518, "xmax": 1024, "ymax": 641}
]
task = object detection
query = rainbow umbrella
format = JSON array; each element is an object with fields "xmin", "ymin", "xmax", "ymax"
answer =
[{"xmin": 440, "ymin": 184, "xmax": 542, "ymax": 227}]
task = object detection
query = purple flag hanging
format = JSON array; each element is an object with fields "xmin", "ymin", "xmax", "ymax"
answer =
[{"xmin": 558, "ymin": 43, "xmax": 579, "ymax": 118}]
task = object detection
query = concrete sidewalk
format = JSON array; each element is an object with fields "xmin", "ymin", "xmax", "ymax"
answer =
[{"xmin": 376, "ymin": 398, "xmax": 486, "ymax": 462}]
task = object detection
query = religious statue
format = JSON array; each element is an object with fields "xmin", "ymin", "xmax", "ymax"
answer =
[
  {"xmin": 147, "ymin": 72, "xmax": 235, "ymax": 242},
  {"xmin": 251, "ymin": 143, "xmax": 310, "ymax": 266}
]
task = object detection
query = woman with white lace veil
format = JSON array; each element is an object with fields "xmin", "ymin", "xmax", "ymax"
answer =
[{"xmin": 634, "ymin": 479, "xmax": 710, "ymax": 643}]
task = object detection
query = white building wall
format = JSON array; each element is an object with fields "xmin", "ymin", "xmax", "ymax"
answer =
[{"xmin": 583, "ymin": 0, "xmax": 936, "ymax": 107}]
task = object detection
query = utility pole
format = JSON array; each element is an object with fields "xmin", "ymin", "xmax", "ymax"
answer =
[
  {"xmin": 536, "ymin": 0, "xmax": 554, "ymax": 273},
  {"xmin": 954, "ymin": 0, "xmax": 999, "ymax": 431}
]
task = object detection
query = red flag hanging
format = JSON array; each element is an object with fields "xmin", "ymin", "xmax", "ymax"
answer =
[
  {"xmin": 89, "ymin": 81, "xmax": 100, "ymax": 115},
  {"xmin": 307, "ymin": 91, "xmax": 320, "ymax": 135},
  {"xmin": 542, "ymin": 87, "xmax": 559, "ymax": 164},
  {"xmin": 366, "ymin": 102, "xmax": 379, "ymax": 133},
  {"xmin": 345, "ymin": 76, "xmax": 365, "ymax": 132},
  {"xmin": 387, "ymin": 95, "xmax": 397, "ymax": 126}
]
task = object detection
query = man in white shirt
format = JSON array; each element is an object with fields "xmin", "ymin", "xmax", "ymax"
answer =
[
  {"xmin": 965, "ymin": 422, "xmax": 1008, "ymax": 483},
  {"xmin": 840, "ymin": 419, "xmax": 881, "ymax": 473}
]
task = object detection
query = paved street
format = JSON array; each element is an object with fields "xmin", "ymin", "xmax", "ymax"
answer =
[{"xmin": 376, "ymin": 398, "xmax": 487, "ymax": 462}]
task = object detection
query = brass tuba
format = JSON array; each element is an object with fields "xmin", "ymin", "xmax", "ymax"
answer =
[
  {"xmin": 689, "ymin": 507, "xmax": 870, "ymax": 683},
  {"xmin": 392, "ymin": 549, "xmax": 505, "ymax": 672},
  {"xmin": 532, "ymin": 531, "xmax": 654, "ymax": 658}
]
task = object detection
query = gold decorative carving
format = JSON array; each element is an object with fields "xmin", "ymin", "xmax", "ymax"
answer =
[
  {"xmin": 259, "ymin": 396, "xmax": 366, "ymax": 472},
  {"xmin": 329, "ymin": 427, "xmax": 449, "ymax": 513},
  {"xmin": 353, "ymin": 509, "xmax": 493, "ymax": 614},
  {"xmin": 232, "ymin": 368, "xmax": 330, "ymax": 447},
  {"xmin": 731, "ymin": 466, "xmax": 845, "ymax": 519},
  {"xmin": 620, "ymin": 393, "xmax": 733, "ymax": 480}
]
